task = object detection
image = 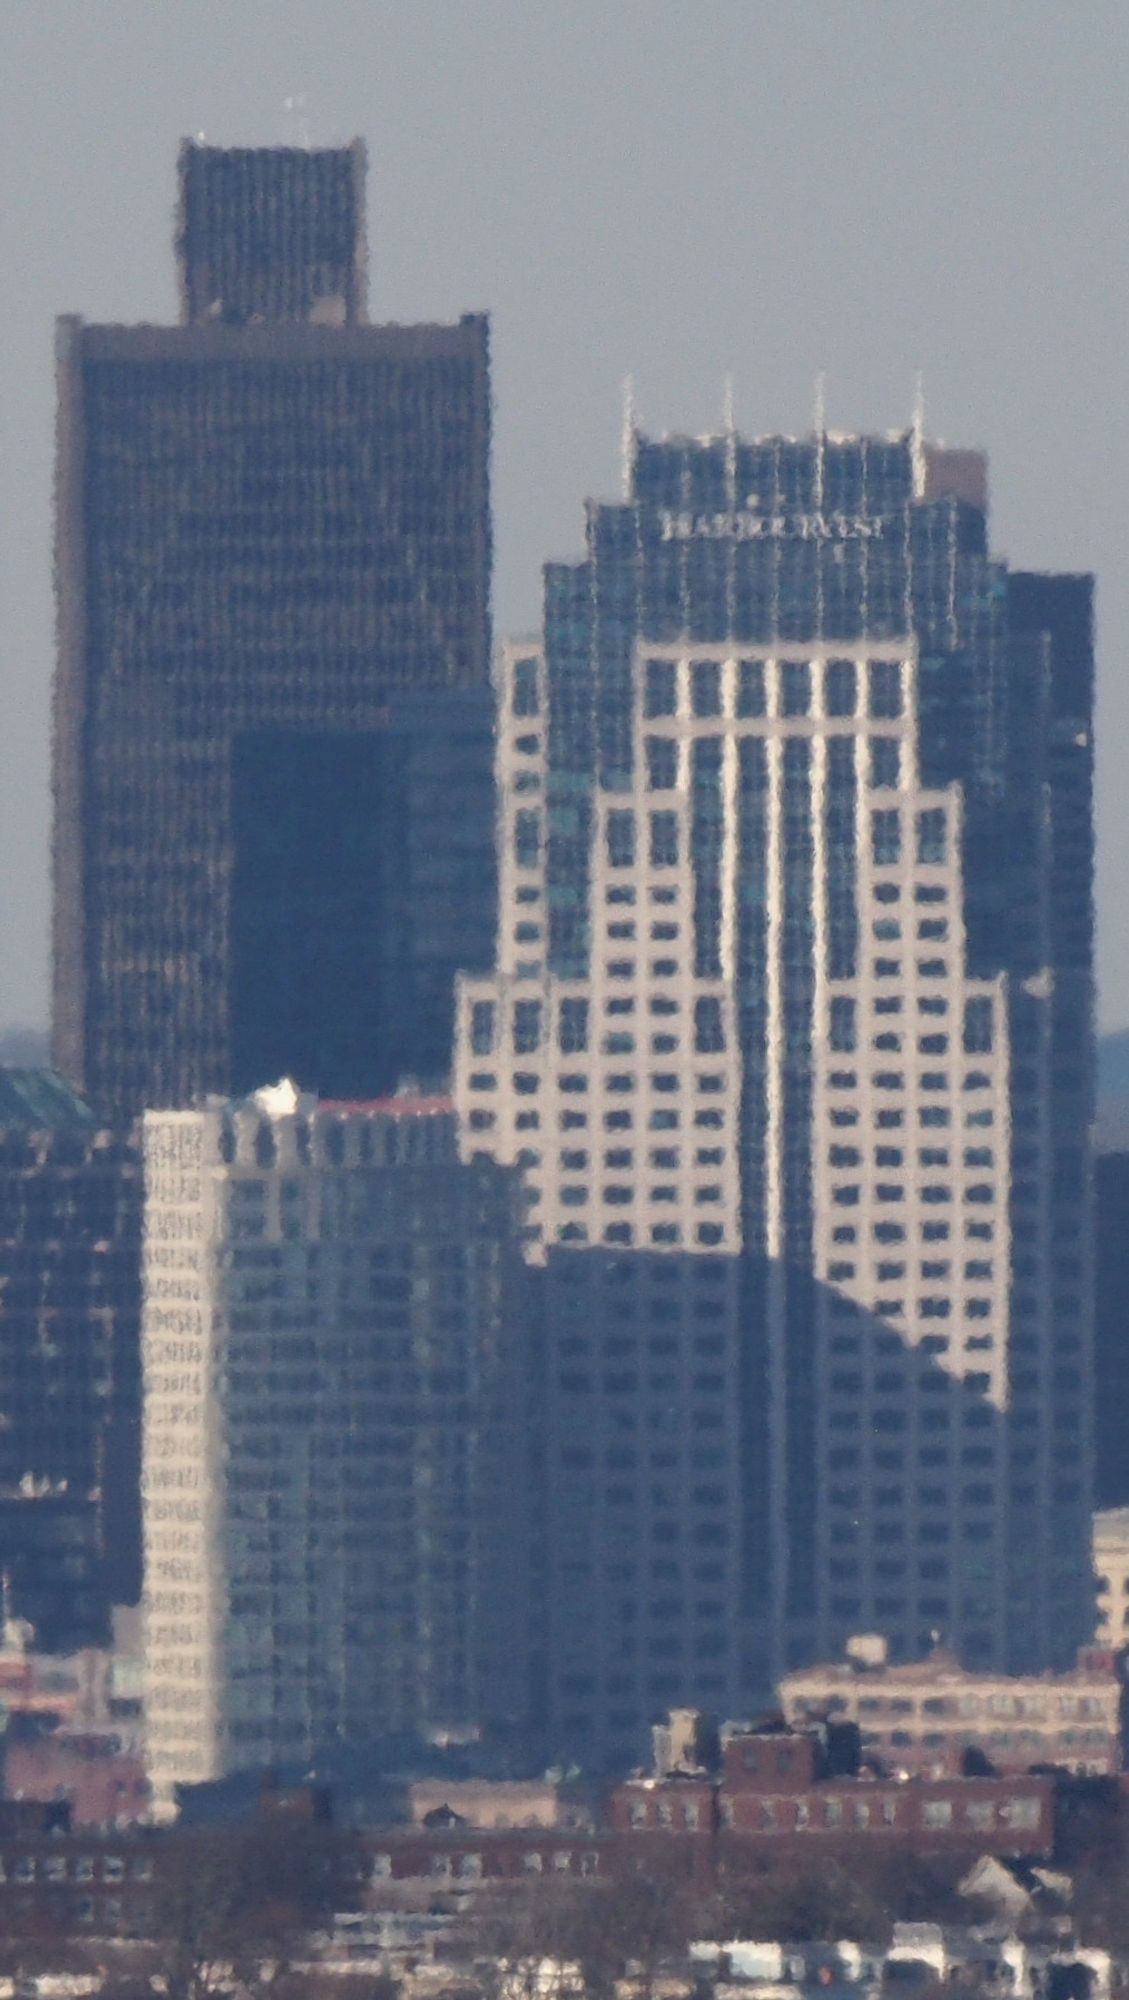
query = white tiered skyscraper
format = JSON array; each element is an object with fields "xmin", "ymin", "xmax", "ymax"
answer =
[{"xmin": 454, "ymin": 421, "xmax": 1094, "ymax": 1766}]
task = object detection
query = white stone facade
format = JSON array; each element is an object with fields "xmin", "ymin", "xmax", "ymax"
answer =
[
  {"xmin": 1093, "ymin": 1507, "xmax": 1129, "ymax": 1647},
  {"xmin": 455, "ymin": 636, "xmax": 1016, "ymax": 1735},
  {"xmin": 142, "ymin": 1090, "xmax": 525, "ymax": 1815}
]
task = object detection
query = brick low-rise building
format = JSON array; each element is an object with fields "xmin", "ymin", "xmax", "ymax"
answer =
[{"xmin": 608, "ymin": 1720, "xmax": 1055, "ymax": 1874}]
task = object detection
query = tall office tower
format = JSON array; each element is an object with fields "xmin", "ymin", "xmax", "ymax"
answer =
[
  {"xmin": 454, "ymin": 421, "xmax": 1094, "ymax": 1766},
  {"xmin": 0, "ymin": 1070, "xmax": 141, "ymax": 1648},
  {"xmin": 54, "ymin": 141, "xmax": 494, "ymax": 1124},
  {"xmin": 141, "ymin": 1085, "xmax": 529, "ymax": 1817}
]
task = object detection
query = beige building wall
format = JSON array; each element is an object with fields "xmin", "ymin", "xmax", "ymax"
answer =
[
  {"xmin": 781, "ymin": 1645, "xmax": 1121, "ymax": 1777},
  {"xmin": 1094, "ymin": 1507, "xmax": 1129, "ymax": 1646}
]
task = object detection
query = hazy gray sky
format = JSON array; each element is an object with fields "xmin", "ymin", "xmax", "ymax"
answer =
[{"xmin": 3, "ymin": 0, "xmax": 1127, "ymax": 1030}]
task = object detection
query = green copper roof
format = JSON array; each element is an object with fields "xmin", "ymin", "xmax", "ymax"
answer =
[{"xmin": 0, "ymin": 1069, "xmax": 98, "ymax": 1129}]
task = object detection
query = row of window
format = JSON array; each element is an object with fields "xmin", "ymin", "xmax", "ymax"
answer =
[
  {"xmin": 637, "ymin": 736, "xmax": 919, "ymax": 802},
  {"xmin": 468, "ymin": 1068, "xmax": 728, "ymax": 1099},
  {"xmin": 641, "ymin": 654, "xmax": 907, "ymax": 722},
  {"xmin": 529, "ymin": 1221, "xmax": 729, "ymax": 1249},
  {"xmin": 827, "ymin": 1258, "xmax": 993, "ymax": 1281},
  {"xmin": 469, "ymin": 995, "xmax": 726, "ymax": 1058},
  {"xmin": 828, "ymin": 1145, "xmax": 996, "ymax": 1168},
  {"xmin": 0, "ymin": 1854, "xmax": 148, "ymax": 1884},
  {"xmin": 827, "ymin": 1067, "xmax": 996, "ymax": 1092},
  {"xmin": 551, "ymin": 1181, "xmax": 725, "ymax": 1206},
  {"xmin": 512, "ymin": 1146, "xmax": 728, "ymax": 1172},
  {"xmin": 829, "ymin": 996, "xmax": 993, "ymax": 1053},
  {"xmin": 713, "ymin": 1793, "xmax": 1041, "ymax": 1831}
]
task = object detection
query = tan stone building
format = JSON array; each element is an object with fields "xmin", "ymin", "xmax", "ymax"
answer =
[
  {"xmin": 780, "ymin": 1636, "xmax": 1122, "ymax": 1777},
  {"xmin": 1094, "ymin": 1507, "xmax": 1129, "ymax": 1646}
]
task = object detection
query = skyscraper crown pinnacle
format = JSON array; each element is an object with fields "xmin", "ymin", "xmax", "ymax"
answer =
[{"xmin": 175, "ymin": 138, "xmax": 368, "ymax": 326}]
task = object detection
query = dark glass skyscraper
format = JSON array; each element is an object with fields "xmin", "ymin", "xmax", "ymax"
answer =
[
  {"xmin": 0, "ymin": 1069, "xmax": 141, "ymax": 1648},
  {"xmin": 53, "ymin": 142, "xmax": 494, "ymax": 1121}
]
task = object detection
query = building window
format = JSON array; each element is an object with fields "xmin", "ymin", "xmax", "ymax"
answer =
[
  {"xmin": 737, "ymin": 661, "xmax": 766, "ymax": 716},
  {"xmin": 692, "ymin": 661, "xmax": 722, "ymax": 717},
  {"xmin": 645, "ymin": 659, "xmax": 678, "ymax": 718},
  {"xmin": 559, "ymin": 999, "xmax": 589, "ymax": 1053},
  {"xmin": 871, "ymin": 809, "xmax": 902, "ymax": 866},
  {"xmin": 871, "ymin": 737, "xmax": 901, "ymax": 788},
  {"xmin": 916, "ymin": 808, "xmax": 947, "ymax": 865},
  {"xmin": 921, "ymin": 1800, "xmax": 953, "ymax": 1828},
  {"xmin": 470, "ymin": 1000, "xmax": 495, "ymax": 1055},
  {"xmin": 694, "ymin": 998, "xmax": 725, "ymax": 1053},
  {"xmin": 869, "ymin": 660, "xmax": 903, "ymax": 718},
  {"xmin": 650, "ymin": 812, "xmax": 679, "ymax": 868},
  {"xmin": 514, "ymin": 999, "xmax": 542, "ymax": 1054},
  {"xmin": 607, "ymin": 810, "xmax": 636, "ymax": 868},
  {"xmin": 513, "ymin": 658, "xmax": 539, "ymax": 715},
  {"xmin": 830, "ymin": 997, "xmax": 857, "ymax": 1052},
  {"xmin": 515, "ymin": 808, "xmax": 540, "ymax": 868},
  {"xmin": 780, "ymin": 661, "xmax": 811, "ymax": 716},
  {"xmin": 825, "ymin": 658, "xmax": 857, "ymax": 717},
  {"xmin": 963, "ymin": 998, "xmax": 994, "ymax": 1053},
  {"xmin": 646, "ymin": 737, "xmax": 679, "ymax": 791}
]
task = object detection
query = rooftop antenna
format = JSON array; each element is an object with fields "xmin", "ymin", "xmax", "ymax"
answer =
[
  {"xmin": 911, "ymin": 370, "xmax": 927, "ymax": 498},
  {"xmin": 814, "ymin": 371, "xmax": 826, "ymax": 510},
  {"xmin": 723, "ymin": 374, "xmax": 737, "ymax": 507},
  {"xmin": 621, "ymin": 374, "xmax": 636, "ymax": 500},
  {"xmin": 283, "ymin": 94, "xmax": 311, "ymax": 148}
]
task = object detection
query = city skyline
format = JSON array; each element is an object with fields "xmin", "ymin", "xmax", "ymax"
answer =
[
  {"xmin": 0, "ymin": 3, "xmax": 1127, "ymax": 1958},
  {"xmin": 2, "ymin": 2, "xmax": 1127, "ymax": 1035}
]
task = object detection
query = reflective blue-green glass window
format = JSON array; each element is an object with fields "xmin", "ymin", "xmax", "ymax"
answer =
[
  {"xmin": 513, "ymin": 658, "xmax": 539, "ymax": 716},
  {"xmin": 692, "ymin": 738, "xmax": 723, "ymax": 978},
  {"xmin": 513, "ymin": 1000, "xmax": 542, "ymax": 1054},
  {"xmin": 830, "ymin": 998, "xmax": 856, "ymax": 1052},
  {"xmin": 824, "ymin": 659, "xmax": 857, "ymax": 717},
  {"xmin": 825, "ymin": 736, "xmax": 858, "ymax": 981},
  {"xmin": 606, "ymin": 810, "xmax": 636, "ymax": 867},
  {"xmin": 514, "ymin": 809, "xmax": 540, "ymax": 867},
  {"xmin": 470, "ymin": 1000, "xmax": 495, "ymax": 1055},
  {"xmin": 963, "ymin": 998, "xmax": 993, "ymax": 1053},
  {"xmin": 868, "ymin": 660, "xmax": 903, "ymax": 718},
  {"xmin": 871, "ymin": 809, "xmax": 902, "ymax": 866},
  {"xmin": 916, "ymin": 808, "xmax": 947, "ymax": 865},
  {"xmin": 694, "ymin": 997, "xmax": 725, "ymax": 1053},
  {"xmin": 646, "ymin": 737, "xmax": 679, "ymax": 791},
  {"xmin": 780, "ymin": 661, "xmax": 811, "ymax": 717},
  {"xmin": 559, "ymin": 999, "xmax": 589, "ymax": 1053},
  {"xmin": 692, "ymin": 661, "xmax": 722, "ymax": 717},
  {"xmin": 645, "ymin": 659, "xmax": 677, "ymax": 718},
  {"xmin": 871, "ymin": 738, "xmax": 901, "ymax": 788},
  {"xmin": 650, "ymin": 811, "xmax": 679, "ymax": 867},
  {"xmin": 737, "ymin": 661, "xmax": 766, "ymax": 717}
]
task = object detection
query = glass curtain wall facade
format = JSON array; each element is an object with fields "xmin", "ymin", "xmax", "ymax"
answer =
[
  {"xmin": 53, "ymin": 144, "xmax": 493, "ymax": 1123},
  {"xmin": 455, "ymin": 423, "xmax": 1094, "ymax": 1767}
]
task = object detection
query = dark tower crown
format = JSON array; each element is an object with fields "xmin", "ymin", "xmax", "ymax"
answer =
[{"xmin": 175, "ymin": 139, "xmax": 368, "ymax": 326}]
